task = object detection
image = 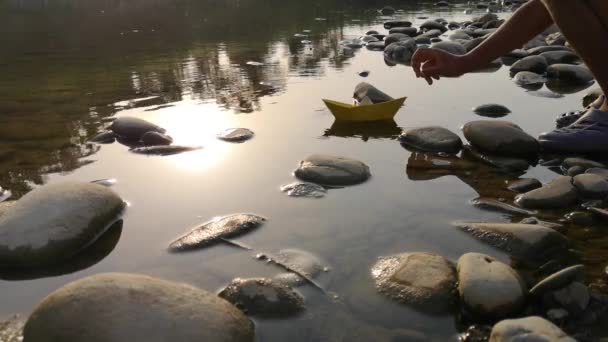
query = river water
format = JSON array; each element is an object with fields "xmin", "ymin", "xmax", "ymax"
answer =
[{"xmin": 0, "ymin": 0, "xmax": 605, "ymax": 340}]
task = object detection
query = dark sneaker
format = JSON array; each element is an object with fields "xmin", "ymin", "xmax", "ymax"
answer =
[
  {"xmin": 539, "ymin": 108, "xmax": 608, "ymax": 153},
  {"xmin": 555, "ymin": 95, "xmax": 605, "ymax": 128}
]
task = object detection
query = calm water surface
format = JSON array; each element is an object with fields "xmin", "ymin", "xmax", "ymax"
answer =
[{"xmin": 0, "ymin": 0, "xmax": 604, "ymax": 340}]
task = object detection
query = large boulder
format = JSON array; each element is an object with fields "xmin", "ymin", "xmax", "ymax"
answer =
[
  {"xmin": 110, "ymin": 117, "xmax": 166, "ymax": 141},
  {"xmin": 462, "ymin": 120, "xmax": 539, "ymax": 157},
  {"xmin": 294, "ymin": 155, "xmax": 371, "ymax": 186},
  {"xmin": 515, "ymin": 176, "xmax": 578, "ymax": 209},
  {"xmin": 0, "ymin": 182, "xmax": 125, "ymax": 267},
  {"xmin": 457, "ymin": 253, "xmax": 527, "ymax": 318},
  {"xmin": 398, "ymin": 126, "xmax": 462, "ymax": 153},
  {"xmin": 23, "ymin": 273, "xmax": 254, "ymax": 342},
  {"xmin": 489, "ymin": 316, "xmax": 575, "ymax": 342},
  {"xmin": 372, "ymin": 252, "xmax": 457, "ymax": 313}
]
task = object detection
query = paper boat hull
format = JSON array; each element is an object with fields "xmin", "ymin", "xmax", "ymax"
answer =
[{"xmin": 322, "ymin": 97, "xmax": 406, "ymax": 122}]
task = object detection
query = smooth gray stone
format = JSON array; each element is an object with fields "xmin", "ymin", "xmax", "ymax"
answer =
[
  {"xmin": 463, "ymin": 37, "xmax": 486, "ymax": 52},
  {"xmin": 508, "ymin": 178, "xmax": 542, "ymax": 193},
  {"xmin": 360, "ymin": 36, "xmax": 379, "ymax": 43},
  {"xmin": 168, "ymin": 213, "xmax": 266, "ymax": 251},
  {"xmin": 219, "ymin": 277, "xmax": 305, "ymax": 317},
  {"xmin": 0, "ymin": 182, "xmax": 124, "ymax": 267},
  {"xmin": 372, "ymin": 252, "xmax": 457, "ymax": 313},
  {"xmin": 389, "ymin": 27, "xmax": 418, "ymax": 37},
  {"xmin": 515, "ymin": 176, "xmax": 578, "ymax": 209},
  {"xmin": 586, "ymin": 167, "xmax": 608, "ymax": 180},
  {"xmin": 552, "ymin": 281, "xmax": 589, "ymax": 315},
  {"xmin": 509, "ymin": 55, "xmax": 548, "ymax": 74},
  {"xmin": 130, "ymin": 145, "xmax": 201, "ymax": 156},
  {"xmin": 217, "ymin": 128, "xmax": 254, "ymax": 142},
  {"xmin": 110, "ymin": 116, "xmax": 166, "ymax": 141},
  {"xmin": 431, "ymin": 41, "xmax": 467, "ymax": 55},
  {"xmin": 366, "ymin": 41, "xmax": 386, "ymax": 51},
  {"xmin": 473, "ymin": 104, "xmax": 511, "ymax": 118},
  {"xmin": 272, "ymin": 249, "xmax": 326, "ymax": 286},
  {"xmin": 547, "ymin": 64, "xmax": 594, "ymax": 84},
  {"xmin": 462, "ymin": 120, "xmax": 539, "ymax": 157},
  {"xmin": 420, "ymin": 20, "xmax": 448, "ymax": 33},
  {"xmin": 563, "ymin": 157, "xmax": 605, "ymax": 169},
  {"xmin": 448, "ymin": 30, "xmax": 473, "ymax": 41},
  {"xmin": 505, "ymin": 49, "xmax": 529, "ymax": 59},
  {"xmin": 414, "ymin": 36, "xmax": 432, "ymax": 45},
  {"xmin": 566, "ymin": 166, "xmax": 586, "ymax": 177},
  {"xmin": 384, "ymin": 33, "xmax": 411, "ymax": 46},
  {"xmin": 398, "ymin": 126, "xmax": 462, "ymax": 153},
  {"xmin": 573, "ymin": 174, "xmax": 608, "ymax": 199},
  {"xmin": 354, "ymin": 82, "xmax": 394, "ymax": 104},
  {"xmin": 294, "ymin": 154, "xmax": 371, "ymax": 186},
  {"xmin": 473, "ymin": 13, "xmax": 498, "ymax": 25},
  {"xmin": 489, "ymin": 316, "xmax": 576, "ymax": 342},
  {"xmin": 527, "ymin": 45, "xmax": 573, "ymax": 55},
  {"xmin": 529, "ymin": 265, "xmax": 585, "ymax": 296},
  {"xmin": 384, "ymin": 39, "xmax": 418, "ymax": 64},
  {"xmin": 458, "ymin": 253, "xmax": 527, "ymax": 318},
  {"xmin": 140, "ymin": 131, "xmax": 173, "ymax": 146},
  {"xmin": 421, "ymin": 29, "xmax": 443, "ymax": 38},
  {"xmin": 23, "ymin": 273, "xmax": 254, "ymax": 342},
  {"xmin": 513, "ymin": 71, "xmax": 546, "ymax": 86},
  {"xmin": 455, "ymin": 222, "xmax": 569, "ymax": 262},
  {"xmin": 523, "ymin": 37, "xmax": 547, "ymax": 50},
  {"xmin": 280, "ymin": 182, "xmax": 326, "ymax": 198},
  {"xmin": 539, "ymin": 51, "xmax": 579, "ymax": 65}
]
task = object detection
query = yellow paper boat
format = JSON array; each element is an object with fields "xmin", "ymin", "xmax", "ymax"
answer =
[{"xmin": 322, "ymin": 97, "xmax": 406, "ymax": 122}]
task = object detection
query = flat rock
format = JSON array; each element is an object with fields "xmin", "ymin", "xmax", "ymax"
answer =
[
  {"xmin": 384, "ymin": 21, "xmax": 412, "ymax": 29},
  {"xmin": 573, "ymin": 173, "xmax": 608, "ymax": 199},
  {"xmin": 371, "ymin": 252, "xmax": 457, "ymax": 313},
  {"xmin": 509, "ymin": 55, "xmax": 548, "ymax": 74},
  {"xmin": 398, "ymin": 126, "xmax": 462, "ymax": 153},
  {"xmin": 219, "ymin": 277, "xmax": 305, "ymax": 317},
  {"xmin": 130, "ymin": 145, "xmax": 201, "ymax": 156},
  {"xmin": 489, "ymin": 316, "xmax": 576, "ymax": 342},
  {"xmin": 514, "ymin": 176, "xmax": 578, "ymax": 209},
  {"xmin": 280, "ymin": 182, "xmax": 326, "ymax": 198},
  {"xmin": 0, "ymin": 182, "xmax": 125, "ymax": 267},
  {"xmin": 431, "ymin": 41, "xmax": 467, "ymax": 55},
  {"xmin": 23, "ymin": 273, "xmax": 254, "ymax": 342},
  {"xmin": 294, "ymin": 155, "xmax": 371, "ymax": 186},
  {"xmin": 455, "ymin": 222, "xmax": 569, "ymax": 262},
  {"xmin": 529, "ymin": 265, "xmax": 585, "ymax": 296},
  {"xmin": 457, "ymin": 253, "xmax": 527, "ymax": 318},
  {"xmin": 473, "ymin": 104, "xmax": 511, "ymax": 118},
  {"xmin": 110, "ymin": 116, "xmax": 166, "ymax": 141},
  {"xmin": 508, "ymin": 178, "xmax": 542, "ymax": 193},
  {"xmin": 547, "ymin": 64, "xmax": 594, "ymax": 84},
  {"xmin": 462, "ymin": 120, "xmax": 539, "ymax": 157},
  {"xmin": 169, "ymin": 213, "xmax": 266, "ymax": 251},
  {"xmin": 217, "ymin": 128, "xmax": 255, "ymax": 142}
]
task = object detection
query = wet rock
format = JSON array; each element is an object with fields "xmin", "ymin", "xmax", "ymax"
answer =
[
  {"xmin": 383, "ymin": 20, "xmax": 412, "ymax": 29},
  {"xmin": 470, "ymin": 198, "xmax": 536, "ymax": 216},
  {"xmin": 513, "ymin": 71, "xmax": 546, "ymax": 86},
  {"xmin": 219, "ymin": 277, "xmax": 305, "ymax": 317},
  {"xmin": 505, "ymin": 49, "xmax": 529, "ymax": 59},
  {"xmin": 539, "ymin": 51, "xmax": 579, "ymax": 65},
  {"xmin": 414, "ymin": 36, "xmax": 432, "ymax": 45},
  {"xmin": 168, "ymin": 213, "xmax": 266, "ymax": 251},
  {"xmin": 508, "ymin": 178, "xmax": 542, "ymax": 193},
  {"xmin": 294, "ymin": 155, "xmax": 371, "ymax": 186},
  {"xmin": 473, "ymin": 13, "xmax": 499, "ymax": 25},
  {"xmin": 371, "ymin": 252, "xmax": 457, "ymax": 313},
  {"xmin": 509, "ymin": 55, "xmax": 548, "ymax": 74},
  {"xmin": 573, "ymin": 174, "xmax": 608, "ymax": 199},
  {"xmin": 564, "ymin": 211, "xmax": 595, "ymax": 225},
  {"xmin": 280, "ymin": 182, "xmax": 326, "ymax": 198},
  {"xmin": 473, "ymin": 104, "xmax": 511, "ymax": 118},
  {"xmin": 384, "ymin": 33, "xmax": 411, "ymax": 47},
  {"xmin": 380, "ymin": 6, "xmax": 396, "ymax": 15},
  {"xmin": 366, "ymin": 41, "xmax": 385, "ymax": 51},
  {"xmin": 421, "ymin": 20, "xmax": 448, "ymax": 33},
  {"xmin": 0, "ymin": 315, "xmax": 25, "ymax": 342},
  {"xmin": 462, "ymin": 120, "xmax": 539, "ymax": 157},
  {"xmin": 431, "ymin": 41, "xmax": 467, "ymax": 55},
  {"xmin": 89, "ymin": 131, "xmax": 116, "ymax": 144},
  {"xmin": 110, "ymin": 116, "xmax": 166, "ymax": 141},
  {"xmin": 455, "ymin": 222, "xmax": 569, "ymax": 262},
  {"xmin": 529, "ymin": 265, "xmax": 585, "ymax": 296},
  {"xmin": 566, "ymin": 165, "xmax": 585, "ymax": 177},
  {"xmin": 354, "ymin": 82, "xmax": 393, "ymax": 104},
  {"xmin": 23, "ymin": 273, "xmax": 254, "ymax": 342},
  {"xmin": 583, "ymin": 88, "xmax": 603, "ymax": 108},
  {"xmin": 389, "ymin": 27, "xmax": 418, "ymax": 37},
  {"xmin": 217, "ymin": 128, "xmax": 255, "ymax": 142},
  {"xmin": 527, "ymin": 45, "xmax": 573, "ymax": 55},
  {"xmin": 547, "ymin": 64, "xmax": 594, "ymax": 84},
  {"xmin": 449, "ymin": 30, "xmax": 473, "ymax": 41},
  {"xmin": 384, "ymin": 39, "xmax": 418, "ymax": 64},
  {"xmin": 130, "ymin": 145, "xmax": 201, "ymax": 156},
  {"xmin": 398, "ymin": 126, "xmax": 462, "ymax": 153},
  {"xmin": 271, "ymin": 249, "xmax": 325, "ymax": 286},
  {"xmin": 463, "ymin": 37, "xmax": 486, "ymax": 52},
  {"xmin": 552, "ymin": 281, "xmax": 589, "ymax": 315},
  {"xmin": 563, "ymin": 157, "xmax": 605, "ymax": 169},
  {"xmin": 523, "ymin": 37, "xmax": 547, "ymax": 50},
  {"xmin": 586, "ymin": 167, "xmax": 608, "ymax": 180},
  {"xmin": 515, "ymin": 176, "xmax": 578, "ymax": 209},
  {"xmin": 0, "ymin": 182, "xmax": 125, "ymax": 267},
  {"xmin": 357, "ymin": 70, "xmax": 370, "ymax": 77},
  {"xmin": 140, "ymin": 131, "xmax": 173, "ymax": 146},
  {"xmin": 464, "ymin": 147, "xmax": 529, "ymax": 171},
  {"xmin": 366, "ymin": 30, "xmax": 379, "ymax": 35},
  {"xmin": 457, "ymin": 253, "xmax": 527, "ymax": 318},
  {"xmin": 423, "ymin": 29, "xmax": 443, "ymax": 39},
  {"xmin": 489, "ymin": 316, "xmax": 575, "ymax": 342}
]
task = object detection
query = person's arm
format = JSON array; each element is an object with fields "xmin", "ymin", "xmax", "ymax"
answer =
[{"xmin": 412, "ymin": 0, "xmax": 554, "ymax": 84}]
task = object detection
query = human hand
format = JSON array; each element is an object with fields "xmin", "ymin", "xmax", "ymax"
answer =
[{"xmin": 411, "ymin": 48, "xmax": 470, "ymax": 85}]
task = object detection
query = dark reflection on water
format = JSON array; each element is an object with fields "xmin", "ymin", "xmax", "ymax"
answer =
[{"xmin": 324, "ymin": 120, "xmax": 402, "ymax": 141}]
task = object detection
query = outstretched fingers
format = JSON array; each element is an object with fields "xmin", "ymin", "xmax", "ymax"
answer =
[{"xmin": 411, "ymin": 48, "xmax": 433, "ymax": 78}]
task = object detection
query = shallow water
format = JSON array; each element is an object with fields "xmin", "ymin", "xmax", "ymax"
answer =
[{"xmin": 1, "ymin": 0, "xmax": 606, "ymax": 340}]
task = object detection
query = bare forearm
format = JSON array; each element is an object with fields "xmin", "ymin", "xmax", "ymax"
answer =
[{"xmin": 462, "ymin": 0, "xmax": 553, "ymax": 71}]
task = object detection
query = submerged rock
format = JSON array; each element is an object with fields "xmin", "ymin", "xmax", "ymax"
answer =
[
  {"xmin": 489, "ymin": 316, "xmax": 575, "ymax": 342},
  {"xmin": 509, "ymin": 55, "xmax": 548, "ymax": 74},
  {"xmin": 515, "ymin": 176, "xmax": 578, "ymax": 209},
  {"xmin": 168, "ymin": 213, "xmax": 266, "ymax": 251},
  {"xmin": 219, "ymin": 278, "xmax": 305, "ymax": 317},
  {"xmin": 529, "ymin": 265, "xmax": 585, "ymax": 296},
  {"xmin": 462, "ymin": 120, "xmax": 539, "ymax": 157},
  {"xmin": 294, "ymin": 155, "xmax": 371, "ymax": 186},
  {"xmin": 457, "ymin": 253, "xmax": 527, "ymax": 318},
  {"xmin": 473, "ymin": 104, "xmax": 511, "ymax": 118},
  {"xmin": 110, "ymin": 117, "xmax": 166, "ymax": 141},
  {"xmin": 371, "ymin": 252, "xmax": 457, "ymax": 313},
  {"xmin": 455, "ymin": 222, "xmax": 569, "ymax": 262},
  {"xmin": 0, "ymin": 182, "xmax": 125, "ymax": 267},
  {"xmin": 23, "ymin": 273, "xmax": 254, "ymax": 342},
  {"xmin": 271, "ymin": 249, "xmax": 326, "ymax": 286},
  {"xmin": 217, "ymin": 128, "xmax": 255, "ymax": 142},
  {"xmin": 280, "ymin": 182, "xmax": 326, "ymax": 198},
  {"xmin": 130, "ymin": 145, "xmax": 201, "ymax": 156},
  {"xmin": 398, "ymin": 126, "xmax": 462, "ymax": 153}
]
